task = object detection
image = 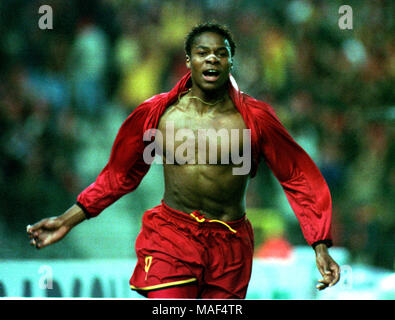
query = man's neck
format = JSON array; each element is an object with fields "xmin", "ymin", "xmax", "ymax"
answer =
[{"xmin": 186, "ymin": 85, "xmax": 229, "ymax": 114}]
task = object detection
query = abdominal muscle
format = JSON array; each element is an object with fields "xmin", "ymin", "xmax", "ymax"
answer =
[{"xmin": 162, "ymin": 163, "xmax": 249, "ymax": 221}]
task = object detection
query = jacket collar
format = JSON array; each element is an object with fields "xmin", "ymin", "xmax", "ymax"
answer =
[{"xmin": 166, "ymin": 71, "xmax": 244, "ymax": 113}]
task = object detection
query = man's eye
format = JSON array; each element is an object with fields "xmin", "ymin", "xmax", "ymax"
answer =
[{"xmin": 197, "ymin": 52, "xmax": 206, "ymax": 56}]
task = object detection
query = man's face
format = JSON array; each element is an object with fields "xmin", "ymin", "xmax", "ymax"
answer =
[{"xmin": 187, "ymin": 32, "xmax": 233, "ymax": 92}]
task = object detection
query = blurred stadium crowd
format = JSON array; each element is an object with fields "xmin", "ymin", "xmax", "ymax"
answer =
[{"xmin": 0, "ymin": 0, "xmax": 393, "ymax": 269}]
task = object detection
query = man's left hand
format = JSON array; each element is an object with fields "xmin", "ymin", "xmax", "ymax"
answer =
[{"xmin": 314, "ymin": 243, "xmax": 340, "ymax": 290}]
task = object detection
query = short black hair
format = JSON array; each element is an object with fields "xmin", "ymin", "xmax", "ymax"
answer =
[{"xmin": 184, "ymin": 22, "xmax": 236, "ymax": 57}]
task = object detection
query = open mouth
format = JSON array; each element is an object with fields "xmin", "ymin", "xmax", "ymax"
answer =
[{"xmin": 202, "ymin": 69, "xmax": 220, "ymax": 82}]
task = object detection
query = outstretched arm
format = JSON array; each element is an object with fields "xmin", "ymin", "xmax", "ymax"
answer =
[
  {"xmin": 27, "ymin": 204, "xmax": 86, "ymax": 249},
  {"xmin": 27, "ymin": 102, "xmax": 152, "ymax": 248},
  {"xmin": 76, "ymin": 103, "xmax": 151, "ymax": 218}
]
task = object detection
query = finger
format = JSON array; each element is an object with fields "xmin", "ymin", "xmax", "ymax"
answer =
[
  {"xmin": 34, "ymin": 237, "xmax": 46, "ymax": 249},
  {"xmin": 29, "ymin": 219, "xmax": 47, "ymax": 232},
  {"xmin": 35, "ymin": 231, "xmax": 50, "ymax": 245},
  {"xmin": 317, "ymin": 275, "xmax": 331, "ymax": 288},
  {"xmin": 318, "ymin": 279, "xmax": 330, "ymax": 287},
  {"xmin": 323, "ymin": 265, "xmax": 332, "ymax": 275},
  {"xmin": 318, "ymin": 279, "xmax": 330, "ymax": 284},
  {"xmin": 31, "ymin": 233, "xmax": 45, "ymax": 248},
  {"xmin": 317, "ymin": 261, "xmax": 331, "ymax": 278},
  {"xmin": 28, "ymin": 220, "xmax": 55, "ymax": 238},
  {"xmin": 329, "ymin": 265, "xmax": 340, "ymax": 287},
  {"xmin": 27, "ymin": 228, "xmax": 39, "ymax": 239},
  {"xmin": 316, "ymin": 282, "xmax": 328, "ymax": 290},
  {"xmin": 30, "ymin": 238, "xmax": 36, "ymax": 246},
  {"xmin": 319, "ymin": 264, "xmax": 333, "ymax": 283},
  {"xmin": 27, "ymin": 226, "xmax": 40, "ymax": 238},
  {"xmin": 35, "ymin": 231, "xmax": 58, "ymax": 249},
  {"xmin": 324, "ymin": 273, "xmax": 333, "ymax": 283},
  {"xmin": 319, "ymin": 271, "xmax": 332, "ymax": 282},
  {"xmin": 317, "ymin": 278, "xmax": 330, "ymax": 288},
  {"xmin": 37, "ymin": 236, "xmax": 53, "ymax": 249},
  {"xmin": 318, "ymin": 272, "xmax": 338, "ymax": 289}
]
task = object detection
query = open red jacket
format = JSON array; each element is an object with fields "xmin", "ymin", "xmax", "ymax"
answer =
[{"xmin": 77, "ymin": 72, "xmax": 332, "ymax": 248}]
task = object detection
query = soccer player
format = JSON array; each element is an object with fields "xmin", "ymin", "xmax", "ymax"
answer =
[{"xmin": 27, "ymin": 23, "xmax": 340, "ymax": 298}]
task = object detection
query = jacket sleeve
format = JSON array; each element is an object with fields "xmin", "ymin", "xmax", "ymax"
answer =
[
  {"xmin": 76, "ymin": 104, "xmax": 151, "ymax": 218},
  {"xmin": 257, "ymin": 103, "xmax": 333, "ymax": 248}
]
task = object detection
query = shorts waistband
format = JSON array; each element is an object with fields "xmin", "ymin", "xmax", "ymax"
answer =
[{"xmin": 160, "ymin": 200, "xmax": 246, "ymax": 233}]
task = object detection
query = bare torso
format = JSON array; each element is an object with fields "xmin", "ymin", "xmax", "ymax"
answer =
[{"xmin": 157, "ymin": 91, "xmax": 250, "ymax": 221}]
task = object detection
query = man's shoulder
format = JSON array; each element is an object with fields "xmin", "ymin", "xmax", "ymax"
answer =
[
  {"xmin": 140, "ymin": 92, "xmax": 167, "ymax": 107},
  {"xmin": 240, "ymin": 92, "xmax": 274, "ymax": 114},
  {"xmin": 143, "ymin": 92, "xmax": 168, "ymax": 104},
  {"xmin": 131, "ymin": 92, "xmax": 168, "ymax": 114}
]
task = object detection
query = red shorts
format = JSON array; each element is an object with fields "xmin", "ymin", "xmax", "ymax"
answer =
[{"xmin": 129, "ymin": 201, "xmax": 254, "ymax": 299}]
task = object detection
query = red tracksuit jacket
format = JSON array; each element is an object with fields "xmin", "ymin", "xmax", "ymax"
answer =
[{"xmin": 76, "ymin": 72, "xmax": 333, "ymax": 248}]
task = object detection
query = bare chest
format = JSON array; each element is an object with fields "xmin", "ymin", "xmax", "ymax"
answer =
[{"xmin": 155, "ymin": 106, "xmax": 249, "ymax": 165}]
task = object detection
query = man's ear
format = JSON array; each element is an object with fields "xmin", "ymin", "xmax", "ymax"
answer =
[{"xmin": 186, "ymin": 55, "xmax": 191, "ymax": 69}]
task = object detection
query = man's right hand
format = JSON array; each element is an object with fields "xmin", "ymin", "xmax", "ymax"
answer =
[
  {"xmin": 27, "ymin": 204, "xmax": 86, "ymax": 249},
  {"xmin": 27, "ymin": 217, "xmax": 71, "ymax": 249}
]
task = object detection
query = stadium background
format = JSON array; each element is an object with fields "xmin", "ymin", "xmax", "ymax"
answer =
[{"xmin": 0, "ymin": 0, "xmax": 393, "ymax": 299}]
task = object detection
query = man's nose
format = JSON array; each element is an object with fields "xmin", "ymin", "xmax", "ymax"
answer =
[{"xmin": 205, "ymin": 53, "xmax": 219, "ymax": 63}]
